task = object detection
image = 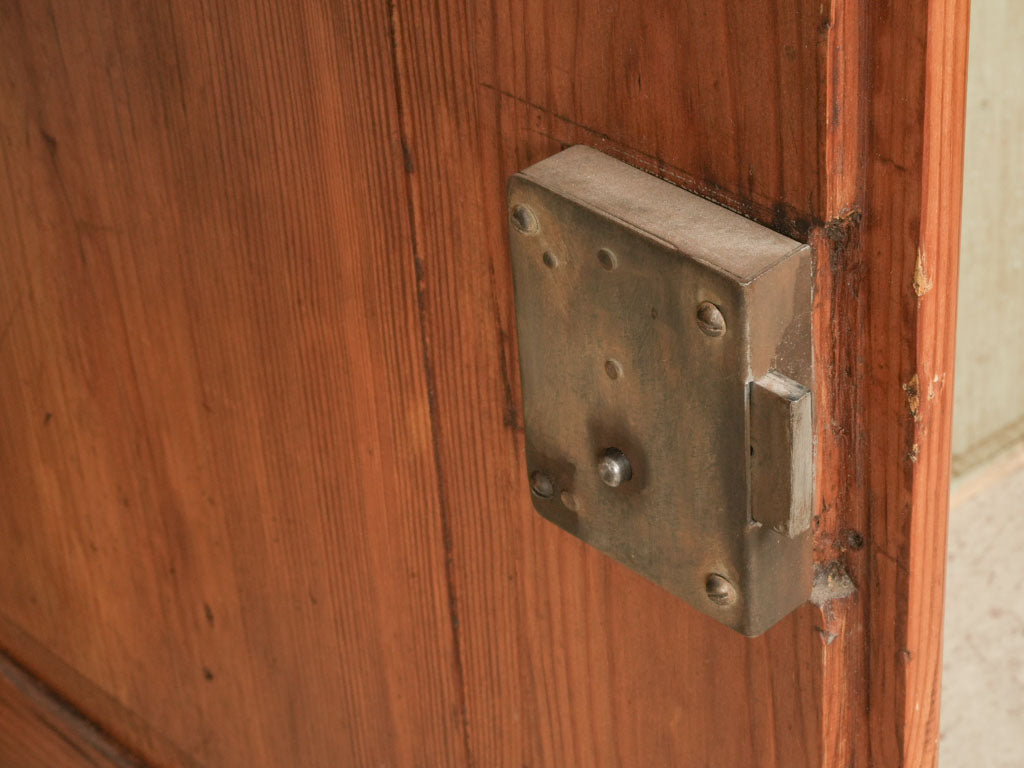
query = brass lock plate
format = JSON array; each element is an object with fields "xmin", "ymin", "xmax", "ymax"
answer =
[{"xmin": 508, "ymin": 146, "xmax": 813, "ymax": 636}]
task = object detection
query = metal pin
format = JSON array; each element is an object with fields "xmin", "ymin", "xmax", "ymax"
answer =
[
  {"xmin": 529, "ymin": 470, "xmax": 554, "ymax": 498},
  {"xmin": 598, "ymin": 448, "xmax": 632, "ymax": 487}
]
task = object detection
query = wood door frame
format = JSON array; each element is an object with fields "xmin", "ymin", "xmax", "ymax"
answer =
[{"xmin": 814, "ymin": 0, "xmax": 969, "ymax": 763}]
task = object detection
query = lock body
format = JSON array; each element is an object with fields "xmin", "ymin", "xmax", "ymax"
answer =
[{"xmin": 508, "ymin": 146, "xmax": 813, "ymax": 636}]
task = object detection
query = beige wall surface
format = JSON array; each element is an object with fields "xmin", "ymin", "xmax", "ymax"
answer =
[
  {"xmin": 943, "ymin": 6, "xmax": 1024, "ymax": 766},
  {"xmin": 953, "ymin": 0, "xmax": 1024, "ymax": 474},
  {"xmin": 942, "ymin": 448, "xmax": 1024, "ymax": 768}
]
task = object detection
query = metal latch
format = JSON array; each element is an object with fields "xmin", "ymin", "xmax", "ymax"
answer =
[{"xmin": 507, "ymin": 146, "xmax": 813, "ymax": 636}]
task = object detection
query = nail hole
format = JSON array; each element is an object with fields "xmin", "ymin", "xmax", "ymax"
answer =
[
  {"xmin": 542, "ymin": 251, "xmax": 558, "ymax": 268},
  {"xmin": 597, "ymin": 248, "xmax": 617, "ymax": 270},
  {"xmin": 604, "ymin": 359, "xmax": 622, "ymax": 380}
]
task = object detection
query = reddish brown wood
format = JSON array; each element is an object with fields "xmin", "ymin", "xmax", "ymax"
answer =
[
  {"xmin": 812, "ymin": 0, "xmax": 970, "ymax": 765},
  {"xmin": 0, "ymin": 0, "xmax": 968, "ymax": 765},
  {"xmin": 397, "ymin": 1, "xmax": 827, "ymax": 765},
  {"xmin": 0, "ymin": 1, "xmax": 465, "ymax": 765},
  {"xmin": 0, "ymin": 652, "xmax": 143, "ymax": 768}
]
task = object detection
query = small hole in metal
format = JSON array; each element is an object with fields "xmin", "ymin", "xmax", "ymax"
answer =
[
  {"xmin": 604, "ymin": 359, "xmax": 622, "ymax": 380},
  {"xmin": 597, "ymin": 248, "xmax": 618, "ymax": 270},
  {"xmin": 542, "ymin": 251, "xmax": 558, "ymax": 268}
]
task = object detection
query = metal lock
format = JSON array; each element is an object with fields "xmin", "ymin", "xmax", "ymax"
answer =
[{"xmin": 508, "ymin": 146, "xmax": 813, "ymax": 636}]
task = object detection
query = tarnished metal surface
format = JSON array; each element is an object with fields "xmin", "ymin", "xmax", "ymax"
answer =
[
  {"xmin": 751, "ymin": 372, "xmax": 813, "ymax": 537},
  {"xmin": 508, "ymin": 146, "xmax": 813, "ymax": 636}
]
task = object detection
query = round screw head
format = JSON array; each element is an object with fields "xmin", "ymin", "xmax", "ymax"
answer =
[
  {"xmin": 597, "ymin": 448, "xmax": 632, "ymax": 488},
  {"xmin": 529, "ymin": 470, "xmax": 554, "ymax": 498},
  {"xmin": 696, "ymin": 301, "xmax": 726, "ymax": 337},
  {"xmin": 510, "ymin": 204, "xmax": 539, "ymax": 235},
  {"xmin": 705, "ymin": 573, "xmax": 737, "ymax": 606}
]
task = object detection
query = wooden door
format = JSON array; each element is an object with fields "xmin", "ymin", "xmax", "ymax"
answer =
[{"xmin": 0, "ymin": 0, "xmax": 968, "ymax": 766}]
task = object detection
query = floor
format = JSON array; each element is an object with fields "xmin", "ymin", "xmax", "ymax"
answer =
[{"xmin": 940, "ymin": 444, "xmax": 1024, "ymax": 767}]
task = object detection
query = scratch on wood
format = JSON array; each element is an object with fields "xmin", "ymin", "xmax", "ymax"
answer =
[
  {"xmin": 875, "ymin": 547, "xmax": 911, "ymax": 575},
  {"xmin": 823, "ymin": 207, "xmax": 863, "ymax": 273},
  {"xmin": 810, "ymin": 561, "xmax": 857, "ymax": 607},
  {"xmin": 479, "ymin": 81, "xmax": 816, "ymax": 240},
  {"xmin": 815, "ymin": 625, "xmax": 839, "ymax": 645},
  {"xmin": 913, "ymin": 247, "xmax": 933, "ymax": 297},
  {"xmin": 824, "ymin": 207, "xmax": 863, "ymax": 243},
  {"xmin": 903, "ymin": 374, "xmax": 921, "ymax": 421}
]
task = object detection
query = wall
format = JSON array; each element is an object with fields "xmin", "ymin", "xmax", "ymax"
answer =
[
  {"xmin": 953, "ymin": 0, "xmax": 1024, "ymax": 474},
  {"xmin": 942, "ymin": 6, "xmax": 1024, "ymax": 764}
]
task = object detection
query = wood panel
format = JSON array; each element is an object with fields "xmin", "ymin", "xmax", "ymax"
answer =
[
  {"xmin": 0, "ymin": 652, "xmax": 143, "ymax": 768},
  {"xmin": 392, "ymin": 0, "xmax": 827, "ymax": 765},
  {"xmin": 0, "ymin": 1, "xmax": 465, "ymax": 765},
  {"xmin": 812, "ymin": 0, "xmax": 970, "ymax": 764},
  {"xmin": 0, "ymin": 0, "xmax": 969, "ymax": 766}
]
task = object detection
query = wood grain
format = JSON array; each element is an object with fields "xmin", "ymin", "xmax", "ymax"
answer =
[
  {"xmin": 0, "ymin": 1, "xmax": 465, "ymax": 765},
  {"xmin": 0, "ymin": 0, "xmax": 968, "ymax": 766},
  {"xmin": 812, "ymin": 0, "xmax": 970, "ymax": 765},
  {"xmin": 0, "ymin": 652, "xmax": 143, "ymax": 768},
  {"xmin": 395, "ymin": 0, "xmax": 827, "ymax": 765}
]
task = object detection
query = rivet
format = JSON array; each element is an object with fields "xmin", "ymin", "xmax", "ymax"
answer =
[
  {"xmin": 560, "ymin": 491, "xmax": 579, "ymax": 511},
  {"xmin": 604, "ymin": 359, "xmax": 622, "ymax": 380},
  {"xmin": 696, "ymin": 301, "xmax": 726, "ymax": 337},
  {"xmin": 510, "ymin": 204, "xmax": 539, "ymax": 235},
  {"xmin": 529, "ymin": 470, "xmax": 554, "ymax": 498},
  {"xmin": 542, "ymin": 251, "xmax": 558, "ymax": 268},
  {"xmin": 528, "ymin": 468, "xmax": 552, "ymax": 499},
  {"xmin": 705, "ymin": 573, "xmax": 737, "ymax": 606},
  {"xmin": 597, "ymin": 448, "xmax": 632, "ymax": 488},
  {"xmin": 597, "ymin": 248, "xmax": 618, "ymax": 271}
]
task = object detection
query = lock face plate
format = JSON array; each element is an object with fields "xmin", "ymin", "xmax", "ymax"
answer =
[{"xmin": 508, "ymin": 146, "xmax": 813, "ymax": 636}]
